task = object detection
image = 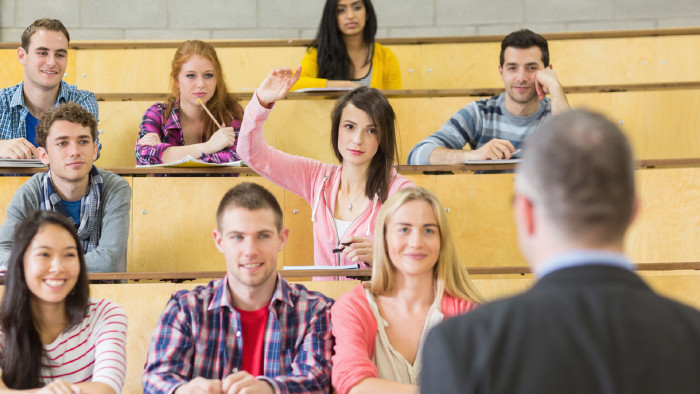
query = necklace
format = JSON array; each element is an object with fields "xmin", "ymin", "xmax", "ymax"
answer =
[{"xmin": 345, "ymin": 189, "xmax": 364, "ymax": 213}]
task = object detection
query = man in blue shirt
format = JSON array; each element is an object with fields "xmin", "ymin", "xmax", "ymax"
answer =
[
  {"xmin": 421, "ymin": 110, "xmax": 700, "ymax": 394},
  {"xmin": 0, "ymin": 18, "xmax": 99, "ymax": 159}
]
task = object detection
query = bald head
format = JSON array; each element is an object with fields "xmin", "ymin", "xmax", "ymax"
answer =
[{"xmin": 516, "ymin": 109, "xmax": 636, "ymax": 246}]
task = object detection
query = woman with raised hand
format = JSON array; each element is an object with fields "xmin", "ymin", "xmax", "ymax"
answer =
[
  {"xmin": 135, "ymin": 40, "xmax": 244, "ymax": 165},
  {"xmin": 0, "ymin": 210, "xmax": 127, "ymax": 393},
  {"xmin": 292, "ymin": 0, "xmax": 401, "ymax": 90},
  {"xmin": 237, "ymin": 66, "xmax": 413, "ymax": 271},
  {"xmin": 331, "ymin": 187, "xmax": 483, "ymax": 394}
]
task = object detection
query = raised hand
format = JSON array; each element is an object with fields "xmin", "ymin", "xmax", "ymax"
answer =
[{"xmin": 256, "ymin": 66, "xmax": 302, "ymax": 108}]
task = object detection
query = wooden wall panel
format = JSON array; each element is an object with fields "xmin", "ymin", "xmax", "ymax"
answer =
[
  {"xmin": 130, "ymin": 177, "xmax": 285, "ymax": 272},
  {"xmin": 0, "ymin": 177, "xmax": 31, "ymax": 223}
]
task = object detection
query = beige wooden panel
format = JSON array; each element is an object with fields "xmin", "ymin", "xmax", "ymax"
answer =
[
  {"xmin": 96, "ymin": 101, "xmax": 153, "ymax": 167},
  {"xmin": 612, "ymin": 89, "xmax": 700, "ymax": 159},
  {"xmin": 0, "ymin": 49, "xmax": 23, "ymax": 87},
  {"xmin": 391, "ymin": 35, "xmax": 700, "ymax": 89},
  {"xmin": 627, "ymin": 168, "xmax": 700, "ymax": 263},
  {"xmin": 283, "ymin": 190, "xmax": 314, "ymax": 267},
  {"xmin": 264, "ymin": 99, "xmax": 336, "ymax": 163},
  {"xmin": 0, "ymin": 177, "xmax": 31, "ymax": 222},
  {"xmin": 435, "ymin": 173, "xmax": 525, "ymax": 268},
  {"xmin": 76, "ymin": 47, "xmax": 307, "ymax": 94},
  {"xmin": 131, "ymin": 177, "xmax": 286, "ymax": 272},
  {"xmin": 0, "ymin": 48, "xmax": 77, "ymax": 88}
]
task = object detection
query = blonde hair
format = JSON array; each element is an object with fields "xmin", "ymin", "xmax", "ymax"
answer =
[{"xmin": 370, "ymin": 187, "xmax": 484, "ymax": 303}]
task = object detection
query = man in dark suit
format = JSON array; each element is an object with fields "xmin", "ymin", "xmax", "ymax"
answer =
[{"xmin": 420, "ymin": 109, "xmax": 700, "ymax": 394}]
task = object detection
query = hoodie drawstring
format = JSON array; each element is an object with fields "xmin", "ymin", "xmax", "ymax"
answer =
[
  {"xmin": 365, "ymin": 194, "xmax": 378, "ymax": 237},
  {"xmin": 311, "ymin": 176, "xmax": 329, "ymax": 223}
]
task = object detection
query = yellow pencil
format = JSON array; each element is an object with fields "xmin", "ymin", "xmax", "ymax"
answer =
[{"xmin": 198, "ymin": 98, "xmax": 224, "ymax": 129}]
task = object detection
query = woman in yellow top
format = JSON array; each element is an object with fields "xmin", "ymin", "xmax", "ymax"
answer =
[{"xmin": 292, "ymin": 0, "xmax": 401, "ymax": 91}]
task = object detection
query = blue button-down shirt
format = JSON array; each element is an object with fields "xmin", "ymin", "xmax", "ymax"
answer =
[
  {"xmin": 535, "ymin": 250, "xmax": 635, "ymax": 279},
  {"xmin": 0, "ymin": 80, "xmax": 101, "ymax": 153}
]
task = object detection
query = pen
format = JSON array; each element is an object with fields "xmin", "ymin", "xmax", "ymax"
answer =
[
  {"xmin": 332, "ymin": 242, "xmax": 352, "ymax": 253},
  {"xmin": 511, "ymin": 148, "xmax": 522, "ymax": 156}
]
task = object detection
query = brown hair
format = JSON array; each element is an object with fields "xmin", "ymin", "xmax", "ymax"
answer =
[
  {"xmin": 330, "ymin": 87, "xmax": 398, "ymax": 202},
  {"xmin": 21, "ymin": 18, "xmax": 70, "ymax": 50},
  {"xmin": 165, "ymin": 40, "xmax": 243, "ymax": 142},
  {"xmin": 36, "ymin": 102, "xmax": 97, "ymax": 148},
  {"xmin": 516, "ymin": 109, "xmax": 636, "ymax": 245},
  {"xmin": 216, "ymin": 182, "xmax": 283, "ymax": 232},
  {"xmin": 370, "ymin": 187, "xmax": 484, "ymax": 303},
  {"xmin": 500, "ymin": 29, "xmax": 549, "ymax": 67}
]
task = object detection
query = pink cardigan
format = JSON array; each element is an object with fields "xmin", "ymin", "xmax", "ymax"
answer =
[
  {"xmin": 330, "ymin": 284, "xmax": 479, "ymax": 394},
  {"xmin": 237, "ymin": 93, "xmax": 414, "ymax": 269}
]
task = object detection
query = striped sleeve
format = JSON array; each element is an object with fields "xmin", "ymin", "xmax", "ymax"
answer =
[{"xmin": 90, "ymin": 299, "xmax": 128, "ymax": 394}]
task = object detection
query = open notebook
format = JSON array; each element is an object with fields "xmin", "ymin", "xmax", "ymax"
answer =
[{"xmin": 137, "ymin": 155, "xmax": 245, "ymax": 168}]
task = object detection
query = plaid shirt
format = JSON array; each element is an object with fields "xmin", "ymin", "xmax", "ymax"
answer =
[
  {"xmin": 143, "ymin": 274, "xmax": 334, "ymax": 394},
  {"xmin": 135, "ymin": 102, "xmax": 242, "ymax": 165},
  {"xmin": 0, "ymin": 81, "xmax": 101, "ymax": 152}
]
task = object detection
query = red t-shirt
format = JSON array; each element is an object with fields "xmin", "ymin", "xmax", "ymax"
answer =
[{"xmin": 234, "ymin": 303, "xmax": 270, "ymax": 376}]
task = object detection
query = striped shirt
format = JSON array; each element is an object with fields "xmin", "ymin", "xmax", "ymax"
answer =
[
  {"xmin": 407, "ymin": 93, "xmax": 551, "ymax": 164},
  {"xmin": 0, "ymin": 298, "xmax": 127, "ymax": 393},
  {"xmin": 135, "ymin": 102, "xmax": 242, "ymax": 165},
  {"xmin": 143, "ymin": 274, "xmax": 334, "ymax": 394},
  {"xmin": 0, "ymin": 81, "xmax": 101, "ymax": 152}
]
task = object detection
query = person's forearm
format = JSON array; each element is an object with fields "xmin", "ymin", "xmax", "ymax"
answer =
[
  {"xmin": 548, "ymin": 84, "xmax": 570, "ymax": 115},
  {"xmin": 428, "ymin": 147, "xmax": 470, "ymax": 164},
  {"xmin": 161, "ymin": 143, "xmax": 208, "ymax": 163},
  {"xmin": 349, "ymin": 378, "xmax": 418, "ymax": 394}
]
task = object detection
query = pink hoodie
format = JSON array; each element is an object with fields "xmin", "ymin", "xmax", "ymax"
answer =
[
  {"xmin": 330, "ymin": 284, "xmax": 480, "ymax": 394},
  {"xmin": 237, "ymin": 93, "xmax": 415, "ymax": 269}
]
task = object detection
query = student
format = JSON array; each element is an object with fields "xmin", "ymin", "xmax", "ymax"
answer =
[
  {"xmin": 0, "ymin": 18, "xmax": 100, "ymax": 159},
  {"xmin": 237, "ymin": 67, "xmax": 414, "ymax": 270},
  {"xmin": 0, "ymin": 210, "xmax": 127, "ymax": 393},
  {"xmin": 0, "ymin": 102, "xmax": 130, "ymax": 273},
  {"xmin": 143, "ymin": 182, "xmax": 333, "ymax": 393},
  {"xmin": 331, "ymin": 187, "xmax": 483, "ymax": 394},
  {"xmin": 292, "ymin": 0, "xmax": 401, "ymax": 90},
  {"xmin": 135, "ymin": 40, "xmax": 243, "ymax": 165},
  {"xmin": 420, "ymin": 110, "xmax": 700, "ymax": 394},
  {"xmin": 408, "ymin": 29, "xmax": 569, "ymax": 164}
]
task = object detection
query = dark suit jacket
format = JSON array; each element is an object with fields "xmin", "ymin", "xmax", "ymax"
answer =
[{"xmin": 420, "ymin": 264, "xmax": 700, "ymax": 394}]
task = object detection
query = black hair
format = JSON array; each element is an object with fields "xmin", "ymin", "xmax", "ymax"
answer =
[
  {"xmin": 500, "ymin": 29, "xmax": 550, "ymax": 67},
  {"xmin": 310, "ymin": 0, "xmax": 378, "ymax": 80},
  {"xmin": 0, "ymin": 211, "xmax": 90, "ymax": 389}
]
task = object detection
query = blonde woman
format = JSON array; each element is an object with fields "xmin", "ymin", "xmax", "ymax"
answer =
[{"xmin": 331, "ymin": 187, "xmax": 483, "ymax": 394}]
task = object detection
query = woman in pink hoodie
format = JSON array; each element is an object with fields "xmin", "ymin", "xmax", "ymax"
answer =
[
  {"xmin": 237, "ymin": 66, "xmax": 414, "ymax": 270},
  {"xmin": 331, "ymin": 187, "xmax": 484, "ymax": 394}
]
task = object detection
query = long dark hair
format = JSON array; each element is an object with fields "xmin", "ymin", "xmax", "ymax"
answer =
[
  {"xmin": 165, "ymin": 40, "xmax": 243, "ymax": 141},
  {"xmin": 0, "ymin": 211, "xmax": 90, "ymax": 389},
  {"xmin": 311, "ymin": 0, "xmax": 378, "ymax": 80},
  {"xmin": 331, "ymin": 87, "xmax": 397, "ymax": 202}
]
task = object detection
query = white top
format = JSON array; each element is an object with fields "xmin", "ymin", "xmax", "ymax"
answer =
[
  {"xmin": 364, "ymin": 289, "xmax": 444, "ymax": 385},
  {"xmin": 0, "ymin": 298, "xmax": 128, "ymax": 393},
  {"xmin": 334, "ymin": 218, "xmax": 353, "ymax": 241}
]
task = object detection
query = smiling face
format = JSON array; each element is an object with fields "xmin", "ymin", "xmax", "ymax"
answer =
[
  {"xmin": 176, "ymin": 54, "xmax": 217, "ymax": 109},
  {"xmin": 337, "ymin": 102, "xmax": 379, "ymax": 169},
  {"xmin": 385, "ymin": 199, "xmax": 441, "ymax": 279},
  {"xmin": 18, "ymin": 29, "xmax": 68, "ymax": 92},
  {"xmin": 23, "ymin": 223, "xmax": 81, "ymax": 311},
  {"xmin": 214, "ymin": 206, "xmax": 288, "ymax": 294},
  {"xmin": 37, "ymin": 120, "xmax": 97, "ymax": 191},
  {"xmin": 336, "ymin": 0, "xmax": 367, "ymax": 37},
  {"xmin": 499, "ymin": 46, "xmax": 546, "ymax": 107}
]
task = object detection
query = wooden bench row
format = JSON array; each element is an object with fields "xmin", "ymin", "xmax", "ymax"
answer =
[
  {"xmin": 3, "ymin": 270, "xmax": 697, "ymax": 393},
  {"xmin": 87, "ymin": 87, "xmax": 700, "ymax": 168},
  {"xmin": 2, "ymin": 28, "xmax": 700, "ymax": 91},
  {"xmin": 1, "ymin": 168, "xmax": 698, "ymax": 271}
]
